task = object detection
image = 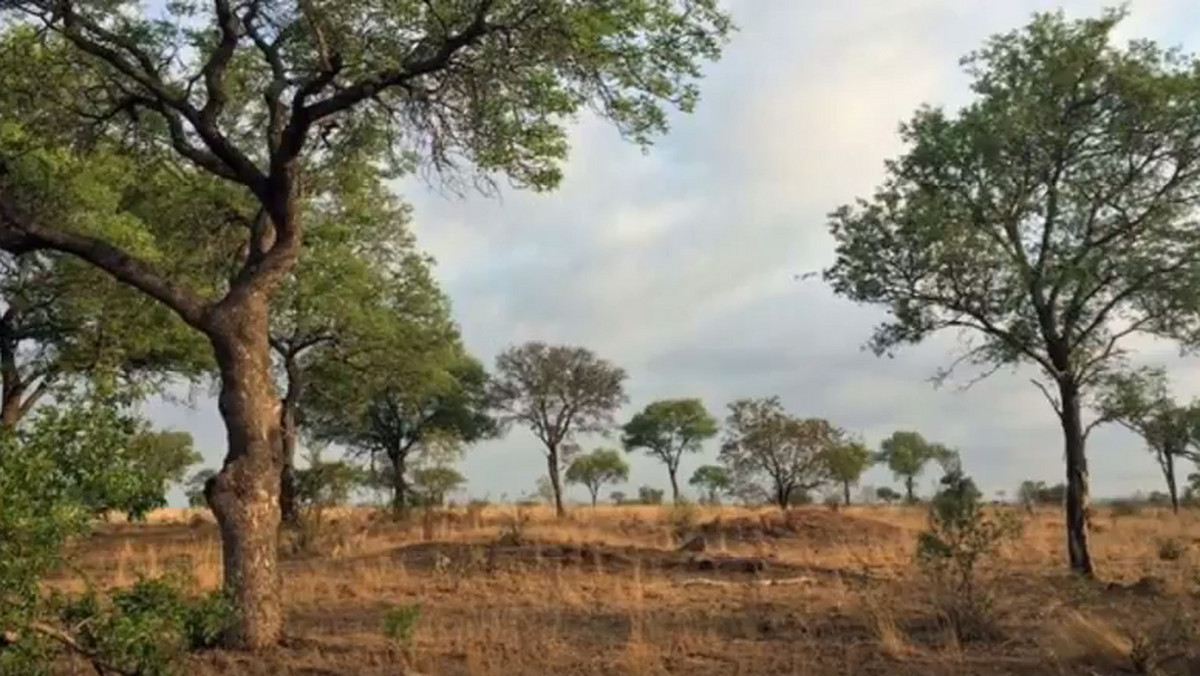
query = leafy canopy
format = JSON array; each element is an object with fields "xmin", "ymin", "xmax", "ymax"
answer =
[
  {"xmin": 622, "ymin": 399, "xmax": 718, "ymax": 469},
  {"xmin": 564, "ymin": 447, "xmax": 629, "ymax": 503},
  {"xmin": 823, "ymin": 8, "xmax": 1200, "ymax": 399}
]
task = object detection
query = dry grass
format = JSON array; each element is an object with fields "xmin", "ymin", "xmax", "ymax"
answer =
[{"xmin": 53, "ymin": 503, "xmax": 1200, "ymax": 675}]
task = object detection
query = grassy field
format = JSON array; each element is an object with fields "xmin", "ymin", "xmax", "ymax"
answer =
[{"xmin": 53, "ymin": 503, "xmax": 1200, "ymax": 675}]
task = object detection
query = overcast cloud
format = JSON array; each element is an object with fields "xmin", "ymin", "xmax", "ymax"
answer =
[{"xmin": 153, "ymin": 0, "xmax": 1200, "ymax": 505}]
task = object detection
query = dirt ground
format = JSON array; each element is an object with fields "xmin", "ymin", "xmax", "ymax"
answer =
[{"xmin": 53, "ymin": 504, "xmax": 1200, "ymax": 675}]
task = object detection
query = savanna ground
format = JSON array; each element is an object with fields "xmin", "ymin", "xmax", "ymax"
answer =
[{"xmin": 50, "ymin": 502, "xmax": 1200, "ymax": 675}]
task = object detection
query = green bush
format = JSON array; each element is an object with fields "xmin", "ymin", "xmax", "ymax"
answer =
[
  {"xmin": 382, "ymin": 603, "xmax": 422, "ymax": 648},
  {"xmin": 917, "ymin": 471, "xmax": 1022, "ymax": 641}
]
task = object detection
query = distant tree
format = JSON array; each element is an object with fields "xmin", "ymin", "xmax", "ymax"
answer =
[
  {"xmin": 877, "ymin": 431, "xmax": 956, "ymax": 504},
  {"xmin": 185, "ymin": 469, "xmax": 218, "ymax": 509},
  {"xmin": 876, "ymin": 486, "xmax": 902, "ymax": 504},
  {"xmin": 491, "ymin": 343, "xmax": 627, "ymax": 517},
  {"xmin": 122, "ymin": 429, "xmax": 203, "ymax": 519},
  {"xmin": 565, "ymin": 448, "xmax": 630, "ymax": 507},
  {"xmin": 305, "ymin": 348, "xmax": 496, "ymax": 516},
  {"xmin": 1018, "ymin": 480, "xmax": 1067, "ymax": 512},
  {"xmin": 412, "ymin": 467, "xmax": 467, "ymax": 507},
  {"xmin": 1094, "ymin": 367, "xmax": 1200, "ymax": 514},
  {"xmin": 610, "ymin": 491, "xmax": 628, "ymax": 506},
  {"xmin": 822, "ymin": 441, "xmax": 874, "ymax": 506},
  {"xmin": 718, "ymin": 397, "xmax": 840, "ymax": 511},
  {"xmin": 622, "ymin": 399, "xmax": 718, "ymax": 504},
  {"xmin": 293, "ymin": 449, "xmax": 365, "ymax": 521},
  {"xmin": 637, "ymin": 486, "xmax": 665, "ymax": 505},
  {"xmin": 689, "ymin": 465, "xmax": 733, "ymax": 505},
  {"xmin": 823, "ymin": 8, "xmax": 1200, "ymax": 577}
]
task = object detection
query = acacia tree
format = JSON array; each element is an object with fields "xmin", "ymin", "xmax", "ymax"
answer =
[
  {"xmin": 305, "ymin": 341, "xmax": 495, "ymax": 516},
  {"xmin": 876, "ymin": 431, "xmax": 955, "ymax": 504},
  {"xmin": 622, "ymin": 398, "xmax": 717, "ymax": 504},
  {"xmin": 689, "ymin": 464, "xmax": 731, "ymax": 504},
  {"xmin": 491, "ymin": 343, "xmax": 627, "ymax": 517},
  {"xmin": 823, "ymin": 440, "xmax": 873, "ymax": 506},
  {"xmin": 822, "ymin": 10, "xmax": 1200, "ymax": 576},
  {"xmin": 0, "ymin": 1, "xmax": 730, "ymax": 645},
  {"xmin": 718, "ymin": 397, "xmax": 840, "ymax": 511},
  {"xmin": 565, "ymin": 447, "xmax": 629, "ymax": 506},
  {"xmin": 1094, "ymin": 367, "xmax": 1200, "ymax": 514},
  {"xmin": 412, "ymin": 466, "xmax": 466, "ymax": 506}
]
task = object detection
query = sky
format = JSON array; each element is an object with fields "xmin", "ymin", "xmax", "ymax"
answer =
[{"xmin": 152, "ymin": 0, "xmax": 1200, "ymax": 506}]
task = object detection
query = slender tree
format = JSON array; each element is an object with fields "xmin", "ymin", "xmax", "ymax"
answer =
[
  {"xmin": 622, "ymin": 399, "xmax": 718, "ymax": 504},
  {"xmin": 822, "ymin": 440, "xmax": 873, "ymax": 506},
  {"xmin": 0, "ymin": 1, "xmax": 730, "ymax": 646},
  {"xmin": 822, "ymin": 10, "xmax": 1200, "ymax": 575},
  {"xmin": 1094, "ymin": 367, "xmax": 1200, "ymax": 514},
  {"xmin": 491, "ymin": 343, "xmax": 627, "ymax": 517},
  {"xmin": 876, "ymin": 431, "xmax": 955, "ymax": 504},
  {"xmin": 718, "ymin": 397, "xmax": 840, "ymax": 511},
  {"xmin": 565, "ymin": 447, "xmax": 629, "ymax": 506},
  {"xmin": 411, "ymin": 466, "xmax": 466, "ymax": 506}
]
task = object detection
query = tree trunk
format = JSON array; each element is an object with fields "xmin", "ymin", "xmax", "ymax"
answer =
[
  {"xmin": 0, "ymin": 338, "xmax": 23, "ymax": 431},
  {"xmin": 843, "ymin": 480, "xmax": 851, "ymax": 506},
  {"xmin": 547, "ymin": 450, "xmax": 566, "ymax": 518},
  {"xmin": 1163, "ymin": 451, "xmax": 1179, "ymax": 515},
  {"xmin": 904, "ymin": 475, "xmax": 916, "ymax": 503},
  {"xmin": 205, "ymin": 299, "xmax": 283, "ymax": 649},
  {"xmin": 590, "ymin": 487, "xmax": 598, "ymax": 507},
  {"xmin": 668, "ymin": 466, "xmax": 681, "ymax": 505},
  {"xmin": 389, "ymin": 448, "xmax": 409, "ymax": 517},
  {"xmin": 776, "ymin": 484, "xmax": 790, "ymax": 511},
  {"xmin": 1058, "ymin": 377, "xmax": 1094, "ymax": 577},
  {"xmin": 278, "ymin": 356, "xmax": 302, "ymax": 527}
]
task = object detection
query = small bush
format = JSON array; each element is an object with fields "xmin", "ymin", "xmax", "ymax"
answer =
[
  {"xmin": 1157, "ymin": 537, "xmax": 1186, "ymax": 562},
  {"xmin": 382, "ymin": 603, "xmax": 422, "ymax": 648},
  {"xmin": 916, "ymin": 471, "xmax": 1022, "ymax": 641},
  {"xmin": 666, "ymin": 502, "xmax": 701, "ymax": 538}
]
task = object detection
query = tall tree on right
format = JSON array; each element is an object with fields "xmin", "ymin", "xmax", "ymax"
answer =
[
  {"xmin": 876, "ymin": 431, "xmax": 956, "ymax": 505},
  {"xmin": 621, "ymin": 398, "xmax": 718, "ymax": 504},
  {"xmin": 491, "ymin": 343, "xmax": 627, "ymax": 518},
  {"xmin": 822, "ymin": 9, "xmax": 1200, "ymax": 576},
  {"xmin": 1093, "ymin": 367, "xmax": 1200, "ymax": 514}
]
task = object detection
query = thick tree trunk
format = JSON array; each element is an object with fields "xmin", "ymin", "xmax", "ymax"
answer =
[
  {"xmin": 843, "ymin": 480, "xmax": 852, "ymax": 506},
  {"xmin": 205, "ymin": 299, "xmax": 284, "ymax": 649},
  {"xmin": 904, "ymin": 475, "xmax": 916, "ymax": 503},
  {"xmin": 547, "ymin": 450, "xmax": 566, "ymax": 518},
  {"xmin": 1058, "ymin": 377, "xmax": 1094, "ymax": 577},
  {"xmin": 668, "ymin": 466, "xmax": 681, "ymax": 505},
  {"xmin": 776, "ymin": 484, "xmax": 790, "ymax": 511}
]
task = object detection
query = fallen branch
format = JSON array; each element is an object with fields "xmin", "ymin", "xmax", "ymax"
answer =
[{"xmin": 678, "ymin": 576, "xmax": 815, "ymax": 588}]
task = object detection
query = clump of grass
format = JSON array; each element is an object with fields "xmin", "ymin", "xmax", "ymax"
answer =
[
  {"xmin": 382, "ymin": 602, "xmax": 422, "ymax": 648},
  {"xmin": 1157, "ymin": 537, "xmax": 1186, "ymax": 562}
]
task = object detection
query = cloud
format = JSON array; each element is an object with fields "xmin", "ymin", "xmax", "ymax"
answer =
[{"xmin": 154, "ymin": 0, "xmax": 1200, "ymax": 505}]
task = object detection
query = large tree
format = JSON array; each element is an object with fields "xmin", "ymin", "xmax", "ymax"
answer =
[
  {"xmin": 718, "ymin": 397, "xmax": 840, "ymax": 511},
  {"xmin": 565, "ymin": 447, "xmax": 629, "ymax": 507},
  {"xmin": 621, "ymin": 398, "xmax": 717, "ymax": 504},
  {"xmin": 0, "ymin": 0, "xmax": 731, "ymax": 646},
  {"xmin": 491, "ymin": 342, "xmax": 627, "ymax": 517},
  {"xmin": 1094, "ymin": 367, "xmax": 1200, "ymax": 514},
  {"xmin": 876, "ymin": 431, "xmax": 956, "ymax": 504},
  {"xmin": 822, "ymin": 9, "xmax": 1200, "ymax": 576}
]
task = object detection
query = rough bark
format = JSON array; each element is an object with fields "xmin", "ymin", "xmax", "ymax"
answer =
[
  {"xmin": 547, "ymin": 449, "xmax": 566, "ymax": 518},
  {"xmin": 205, "ymin": 298, "xmax": 284, "ymax": 649},
  {"xmin": 1058, "ymin": 376, "xmax": 1094, "ymax": 577},
  {"xmin": 0, "ymin": 338, "xmax": 23, "ymax": 430}
]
